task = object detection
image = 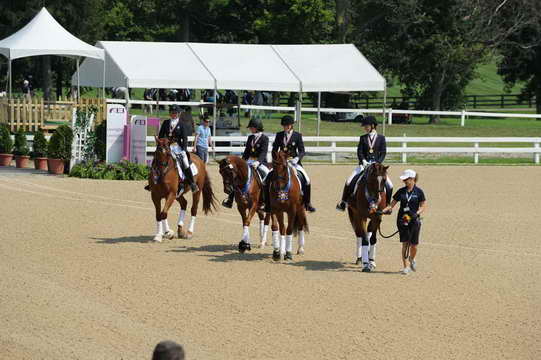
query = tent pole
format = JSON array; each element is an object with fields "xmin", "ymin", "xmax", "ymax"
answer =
[
  {"xmin": 298, "ymin": 91, "xmax": 302, "ymax": 132},
  {"xmin": 382, "ymin": 81, "xmax": 387, "ymax": 136},
  {"xmin": 213, "ymin": 87, "xmax": 217, "ymax": 160},
  {"xmin": 317, "ymin": 92, "xmax": 321, "ymax": 145},
  {"xmin": 102, "ymin": 55, "xmax": 106, "ymax": 99},
  {"xmin": 76, "ymin": 57, "xmax": 80, "ymax": 102},
  {"xmin": 8, "ymin": 58, "xmax": 12, "ymax": 99}
]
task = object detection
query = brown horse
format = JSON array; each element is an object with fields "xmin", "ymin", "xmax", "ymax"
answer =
[
  {"xmin": 149, "ymin": 137, "xmax": 217, "ymax": 242},
  {"xmin": 268, "ymin": 150, "xmax": 309, "ymax": 261},
  {"xmin": 218, "ymin": 156, "xmax": 277, "ymax": 252},
  {"xmin": 346, "ymin": 163, "xmax": 389, "ymax": 272}
]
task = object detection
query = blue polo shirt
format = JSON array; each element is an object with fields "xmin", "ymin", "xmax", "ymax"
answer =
[
  {"xmin": 393, "ymin": 185, "xmax": 426, "ymax": 217},
  {"xmin": 196, "ymin": 124, "xmax": 211, "ymax": 148}
]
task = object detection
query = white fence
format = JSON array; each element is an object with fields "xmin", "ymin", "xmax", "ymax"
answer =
[{"xmin": 146, "ymin": 136, "xmax": 541, "ymax": 164}]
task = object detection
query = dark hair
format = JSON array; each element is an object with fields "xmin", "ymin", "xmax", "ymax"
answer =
[{"xmin": 152, "ymin": 341, "xmax": 185, "ymax": 360}]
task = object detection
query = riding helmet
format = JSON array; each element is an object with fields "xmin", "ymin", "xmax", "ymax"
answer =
[
  {"xmin": 246, "ymin": 118, "xmax": 264, "ymax": 132},
  {"xmin": 361, "ymin": 115, "xmax": 378, "ymax": 127},
  {"xmin": 169, "ymin": 105, "xmax": 181, "ymax": 113},
  {"xmin": 281, "ymin": 115, "xmax": 294, "ymax": 126}
]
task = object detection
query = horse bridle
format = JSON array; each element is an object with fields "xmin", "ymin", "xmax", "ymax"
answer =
[
  {"xmin": 220, "ymin": 160, "xmax": 250, "ymax": 198},
  {"xmin": 153, "ymin": 143, "xmax": 173, "ymax": 178}
]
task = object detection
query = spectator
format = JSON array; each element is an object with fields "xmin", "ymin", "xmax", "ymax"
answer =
[
  {"xmin": 242, "ymin": 90, "xmax": 253, "ymax": 118},
  {"xmin": 193, "ymin": 115, "xmax": 213, "ymax": 163},
  {"xmin": 151, "ymin": 340, "xmax": 185, "ymax": 360},
  {"xmin": 180, "ymin": 106, "xmax": 195, "ymax": 136},
  {"xmin": 22, "ymin": 78, "xmax": 32, "ymax": 100}
]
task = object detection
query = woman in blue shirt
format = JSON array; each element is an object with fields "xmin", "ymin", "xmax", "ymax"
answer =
[
  {"xmin": 383, "ymin": 169, "xmax": 427, "ymax": 275},
  {"xmin": 192, "ymin": 115, "xmax": 213, "ymax": 163}
]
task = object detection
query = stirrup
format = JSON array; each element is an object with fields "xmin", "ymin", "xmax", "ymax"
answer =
[
  {"xmin": 336, "ymin": 201, "xmax": 346, "ymax": 212},
  {"xmin": 222, "ymin": 199, "xmax": 233, "ymax": 208}
]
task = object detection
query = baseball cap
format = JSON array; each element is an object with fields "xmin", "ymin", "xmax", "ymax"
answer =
[{"xmin": 399, "ymin": 169, "xmax": 416, "ymax": 180}]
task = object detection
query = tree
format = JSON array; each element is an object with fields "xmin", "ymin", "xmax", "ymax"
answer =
[{"xmin": 353, "ymin": 0, "xmax": 538, "ymax": 121}]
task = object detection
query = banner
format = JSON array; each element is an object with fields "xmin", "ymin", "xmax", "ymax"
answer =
[
  {"xmin": 106, "ymin": 104, "xmax": 127, "ymax": 163},
  {"xmin": 130, "ymin": 115, "xmax": 147, "ymax": 164}
]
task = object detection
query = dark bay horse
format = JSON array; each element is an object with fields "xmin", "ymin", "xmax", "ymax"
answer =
[
  {"xmin": 347, "ymin": 163, "xmax": 389, "ymax": 272},
  {"xmin": 218, "ymin": 156, "xmax": 277, "ymax": 252},
  {"xmin": 149, "ymin": 137, "xmax": 217, "ymax": 241},
  {"xmin": 268, "ymin": 150, "xmax": 309, "ymax": 261}
]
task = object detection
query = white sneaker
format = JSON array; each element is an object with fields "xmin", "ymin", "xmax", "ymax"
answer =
[
  {"xmin": 410, "ymin": 260, "xmax": 417, "ymax": 272},
  {"xmin": 401, "ymin": 267, "xmax": 411, "ymax": 275}
]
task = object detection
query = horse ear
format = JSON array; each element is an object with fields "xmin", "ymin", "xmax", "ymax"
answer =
[{"xmin": 384, "ymin": 165, "xmax": 389, "ymax": 171}]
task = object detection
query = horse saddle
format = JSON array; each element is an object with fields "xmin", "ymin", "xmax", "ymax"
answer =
[
  {"xmin": 288, "ymin": 164, "xmax": 305, "ymax": 196},
  {"xmin": 176, "ymin": 162, "xmax": 198, "ymax": 181}
]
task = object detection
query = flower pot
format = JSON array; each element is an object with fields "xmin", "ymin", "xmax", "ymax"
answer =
[
  {"xmin": 15, "ymin": 155, "xmax": 30, "ymax": 168},
  {"xmin": 47, "ymin": 158, "xmax": 64, "ymax": 175},
  {"xmin": 0, "ymin": 153, "xmax": 13, "ymax": 166},
  {"xmin": 34, "ymin": 157, "xmax": 48, "ymax": 171}
]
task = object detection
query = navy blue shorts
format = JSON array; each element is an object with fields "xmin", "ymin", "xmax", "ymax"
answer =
[{"xmin": 398, "ymin": 222, "xmax": 421, "ymax": 245}]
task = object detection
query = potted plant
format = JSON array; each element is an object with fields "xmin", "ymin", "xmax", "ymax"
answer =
[
  {"xmin": 13, "ymin": 128, "xmax": 30, "ymax": 168},
  {"xmin": 32, "ymin": 130, "xmax": 48, "ymax": 171},
  {"xmin": 47, "ymin": 125, "xmax": 73, "ymax": 175},
  {"xmin": 0, "ymin": 124, "xmax": 13, "ymax": 166}
]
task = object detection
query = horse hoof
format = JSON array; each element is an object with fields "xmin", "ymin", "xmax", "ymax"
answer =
[
  {"xmin": 355, "ymin": 257, "xmax": 362, "ymax": 265},
  {"xmin": 238, "ymin": 241, "xmax": 251, "ymax": 253},
  {"xmin": 297, "ymin": 247, "xmax": 304, "ymax": 255},
  {"xmin": 164, "ymin": 230, "xmax": 175, "ymax": 240},
  {"xmin": 284, "ymin": 251, "xmax": 293, "ymax": 261},
  {"xmin": 272, "ymin": 250, "xmax": 280, "ymax": 262},
  {"xmin": 185, "ymin": 231, "xmax": 193, "ymax": 239},
  {"xmin": 153, "ymin": 234, "xmax": 163, "ymax": 243},
  {"xmin": 259, "ymin": 241, "xmax": 266, "ymax": 249},
  {"xmin": 362, "ymin": 264, "xmax": 372, "ymax": 272},
  {"xmin": 369, "ymin": 261, "xmax": 377, "ymax": 269}
]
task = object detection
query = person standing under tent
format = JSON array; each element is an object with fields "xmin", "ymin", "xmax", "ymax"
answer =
[
  {"xmin": 382, "ymin": 169, "xmax": 427, "ymax": 275},
  {"xmin": 263, "ymin": 115, "xmax": 316, "ymax": 213},
  {"xmin": 222, "ymin": 118, "xmax": 270, "ymax": 209},
  {"xmin": 336, "ymin": 116, "xmax": 393, "ymax": 212},
  {"xmin": 192, "ymin": 116, "xmax": 213, "ymax": 164}
]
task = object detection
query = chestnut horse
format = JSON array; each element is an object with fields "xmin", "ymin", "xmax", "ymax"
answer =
[
  {"xmin": 149, "ymin": 137, "xmax": 217, "ymax": 242},
  {"xmin": 268, "ymin": 150, "xmax": 309, "ymax": 261},
  {"xmin": 347, "ymin": 163, "xmax": 389, "ymax": 272},
  {"xmin": 218, "ymin": 156, "xmax": 277, "ymax": 252}
]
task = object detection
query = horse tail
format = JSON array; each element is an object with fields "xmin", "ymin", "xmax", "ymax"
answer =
[{"xmin": 202, "ymin": 172, "xmax": 218, "ymax": 215}]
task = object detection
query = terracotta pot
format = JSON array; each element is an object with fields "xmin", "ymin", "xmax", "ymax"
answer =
[
  {"xmin": 34, "ymin": 157, "xmax": 48, "ymax": 171},
  {"xmin": 0, "ymin": 153, "xmax": 13, "ymax": 166},
  {"xmin": 47, "ymin": 158, "xmax": 64, "ymax": 175},
  {"xmin": 15, "ymin": 155, "xmax": 30, "ymax": 168}
]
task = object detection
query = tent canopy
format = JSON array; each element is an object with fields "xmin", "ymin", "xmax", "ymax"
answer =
[
  {"xmin": 0, "ymin": 7, "xmax": 104, "ymax": 60},
  {"xmin": 73, "ymin": 41, "xmax": 384, "ymax": 92}
]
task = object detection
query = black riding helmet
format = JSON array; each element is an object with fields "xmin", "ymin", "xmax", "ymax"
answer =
[
  {"xmin": 246, "ymin": 118, "xmax": 264, "ymax": 132},
  {"xmin": 361, "ymin": 115, "xmax": 378, "ymax": 127},
  {"xmin": 281, "ymin": 115, "xmax": 294, "ymax": 126},
  {"xmin": 169, "ymin": 105, "xmax": 180, "ymax": 114}
]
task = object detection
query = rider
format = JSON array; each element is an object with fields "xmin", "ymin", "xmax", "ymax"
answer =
[
  {"xmin": 222, "ymin": 118, "xmax": 270, "ymax": 208},
  {"xmin": 158, "ymin": 105, "xmax": 199, "ymax": 195},
  {"xmin": 336, "ymin": 115, "xmax": 393, "ymax": 212},
  {"xmin": 264, "ymin": 115, "xmax": 316, "ymax": 213}
]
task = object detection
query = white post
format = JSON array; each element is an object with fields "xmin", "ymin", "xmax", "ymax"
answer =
[
  {"xmin": 317, "ymin": 92, "xmax": 321, "ymax": 144},
  {"xmin": 402, "ymin": 133, "xmax": 407, "ymax": 163},
  {"xmin": 298, "ymin": 91, "xmax": 302, "ymax": 132},
  {"xmin": 213, "ymin": 87, "xmax": 217, "ymax": 160},
  {"xmin": 534, "ymin": 142, "xmax": 540, "ymax": 164},
  {"xmin": 8, "ymin": 58, "xmax": 12, "ymax": 98},
  {"xmin": 461, "ymin": 109, "xmax": 466, "ymax": 127},
  {"xmin": 76, "ymin": 57, "xmax": 80, "ymax": 102},
  {"xmin": 474, "ymin": 142, "xmax": 479, "ymax": 164},
  {"xmin": 102, "ymin": 55, "xmax": 106, "ymax": 99},
  {"xmin": 331, "ymin": 141, "xmax": 336, "ymax": 164},
  {"xmin": 382, "ymin": 83, "xmax": 387, "ymax": 135},
  {"xmin": 388, "ymin": 108, "xmax": 393, "ymax": 125}
]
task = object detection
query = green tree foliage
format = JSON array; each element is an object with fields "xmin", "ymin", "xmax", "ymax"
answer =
[
  {"xmin": 32, "ymin": 130, "xmax": 48, "ymax": 158},
  {"xmin": 13, "ymin": 128, "xmax": 29, "ymax": 156}
]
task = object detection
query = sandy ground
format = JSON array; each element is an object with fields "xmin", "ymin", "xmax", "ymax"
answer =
[{"xmin": 0, "ymin": 164, "xmax": 540, "ymax": 360}]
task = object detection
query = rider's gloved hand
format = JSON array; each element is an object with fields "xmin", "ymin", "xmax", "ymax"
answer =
[
  {"xmin": 290, "ymin": 157, "xmax": 299, "ymax": 165},
  {"xmin": 362, "ymin": 159, "xmax": 369, "ymax": 167},
  {"xmin": 251, "ymin": 161, "xmax": 260, "ymax": 168}
]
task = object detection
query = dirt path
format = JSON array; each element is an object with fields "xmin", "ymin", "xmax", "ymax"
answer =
[{"xmin": 0, "ymin": 165, "xmax": 539, "ymax": 359}]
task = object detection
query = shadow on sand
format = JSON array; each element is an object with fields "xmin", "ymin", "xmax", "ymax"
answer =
[{"xmin": 93, "ymin": 235, "xmax": 150, "ymax": 244}]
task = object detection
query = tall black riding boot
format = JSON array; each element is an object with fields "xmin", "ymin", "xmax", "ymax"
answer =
[
  {"xmin": 222, "ymin": 193, "xmax": 234, "ymax": 208},
  {"xmin": 183, "ymin": 165, "xmax": 199, "ymax": 193},
  {"xmin": 336, "ymin": 184, "xmax": 350, "ymax": 212},
  {"xmin": 304, "ymin": 183, "xmax": 316, "ymax": 213}
]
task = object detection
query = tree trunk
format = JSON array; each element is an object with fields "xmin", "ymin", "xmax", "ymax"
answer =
[
  {"xmin": 336, "ymin": 0, "xmax": 350, "ymax": 43},
  {"xmin": 535, "ymin": 46, "xmax": 541, "ymax": 115},
  {"xmin": 56, "ymin": 66, "xmax": 63, "ymax": 100},
  {"xmin": 429, "ymin": 71, "xmax": 446, "ymax": 124},
  {"xmin": 42, "ymin": 56, "xmax": 52, "ymax": 101},
  {"xmin": 182, "ymin": 12, "xmax": 190, "ymax": 41}
]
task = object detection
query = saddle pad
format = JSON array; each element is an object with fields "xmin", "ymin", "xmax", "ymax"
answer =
[
  {"xmin": 288, "ymin": 164, "xmax": 304, "ymax": 195},
  {"xmin": 178, "ymin": 163, "xmax": 198, "ymax": 180}
]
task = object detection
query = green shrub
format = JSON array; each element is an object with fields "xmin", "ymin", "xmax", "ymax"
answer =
[
  {"xmin": 94, "ymin": 120, "xmax": 106, "ymax": 161},
  {"xmin": 13, "ymin": 128, "xmax": 30, "ymax": 156},
  {"xmin": 32, "ymin": 130, "xmax": 48, "ymax": 158},
  {"xmin": 47, "ymin": 125, "xmax": 73, "ymax": 160},
  {"xmin": 0, "ymin": 124, "xmax": 13, "ymax": 154},
  {"xmin": 69, "ymin": 160, "xmax": 149, "ymax": 180}
]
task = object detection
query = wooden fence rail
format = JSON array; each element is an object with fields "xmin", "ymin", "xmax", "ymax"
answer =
[{"xmin": 0, "ymin": 97, "xmax": 105, "ymax": 132}]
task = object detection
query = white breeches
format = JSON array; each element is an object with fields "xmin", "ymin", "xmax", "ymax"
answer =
[
  {"xmin": 171, "ymin": 145, "xmax": 189, "ymax": 168},
  {"xmin": 291, "ymin": 163, "xmax": 310, "ymax": 185},
  {"xmin": 345, "ymin": 165, "xmax": 393, "ymax": 189},
  {"xmin": 247, "ymin": 160, "xmax": 271, "ymax": 178}
]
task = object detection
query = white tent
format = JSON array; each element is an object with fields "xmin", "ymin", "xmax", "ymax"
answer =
[{"xmin": 0, "ymin": 7, "xmax": 104, "ymax": 97}]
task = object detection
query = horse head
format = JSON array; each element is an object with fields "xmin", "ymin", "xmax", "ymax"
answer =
[
  {"xmin": 153, "ymin": 137, "xmax": 173, "ymax": 171},
  {"xmin": 218, "ymin": 156, "xmax": 249, "ymax": 195},
  {"xmin": 366, "ymin": 163, "xmax": 389, "ymax": 195},
  {"xmin": 271, "ymin": 150, "xmax": 290, "ymax": 192}
]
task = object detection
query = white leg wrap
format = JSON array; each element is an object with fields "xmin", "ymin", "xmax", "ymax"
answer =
[
  {"xmin": 162, "ymin": 219, "xmax": 171, "ymax": 233},
  {"xmin": 262, "ymin": 225, "xmax": 269, "ymax": 242},
  {"xmin": 242, "ymin": 225, "xmax": 250, "ymax": 243},
  {"xmin": 259, "ymin": 220, "xmax": 265, "ymax": 238},
  {"xmin": 188, "ymin": 217, "xmax": 196, "ymax": 233},
  {"xmin": 272, "ymin": 230, "xmax": 280, "ymax": 249},
  {"xmin": 178, "ymin": 209, "xmax": 186, "ymax": 226},
  {"xmin": 285, "ymin": 235, "xmax": 293, "ymax": 252},
  {"xmin": 356, "ymin": 237, "xmax": 363, "ymax": 258},
  {"xmin": 156, "ymin": 221, "xmax": 164, "ymax": 235},
  {"xmin": 298, "ymin": 231, "xmax": 305, "ymax": 248},
  {"xmin": 280, "ymin": 235, "xmax": 286, "ymax": 254},
  {"xmin": 369, "ymin": 244, "xmax": 376, "ymax": 260},
  {"xmin": 362, "ymin": 245, "xmax": 370, "ymax": 264}
]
